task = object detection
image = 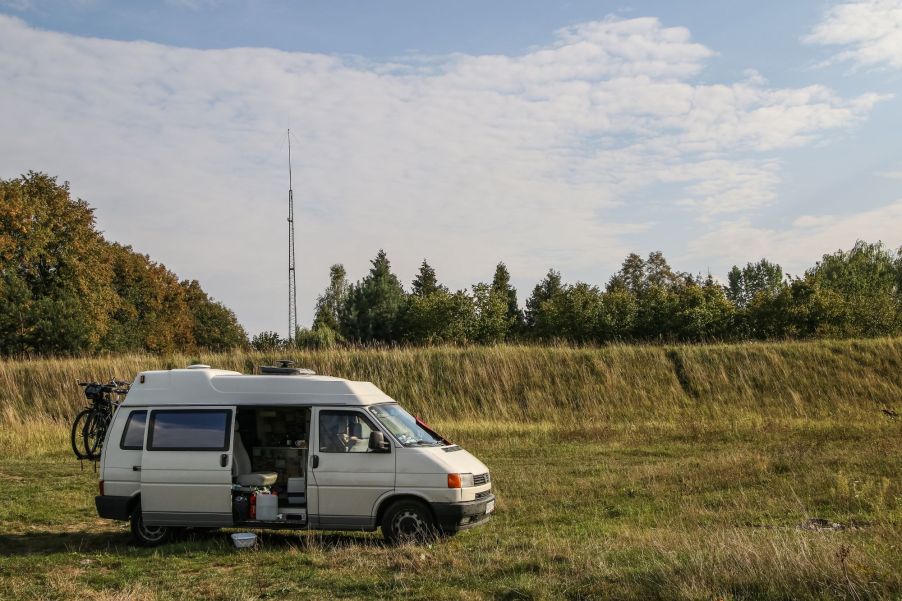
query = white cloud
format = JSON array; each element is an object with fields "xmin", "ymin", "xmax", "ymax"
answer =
[
  {"xmin": 805, "ymin": 0, "xmax": 902, "ymax": 70},
  {"xmin": 0, "ymin": 14, "xmax": 886, "ymax": 333},
  {"xmin": 687, "ymin": 199, "xmax": 902, "ymax": 274}
]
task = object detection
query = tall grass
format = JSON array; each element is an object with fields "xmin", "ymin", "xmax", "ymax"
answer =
[
  {"xmin": 1, "ymin": 338, "xmax": 900, "ymax": 424},
  {"xmin": 1, "ymin": 339, "xmax": 900, "ymax": 599}
]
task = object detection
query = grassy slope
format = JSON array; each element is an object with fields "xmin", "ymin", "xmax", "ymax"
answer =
[
  {"xmin": 2, "ymin": 337, "xmax": 902, "ymax": 423},
  {"xmin": 0, "ymin": 339, "xmax": 900, "ymax": 600}
]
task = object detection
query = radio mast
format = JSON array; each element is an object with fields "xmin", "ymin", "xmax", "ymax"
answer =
[{"xmin": 287, "ymin": 129, "xmax": 298, "ymax": 343}]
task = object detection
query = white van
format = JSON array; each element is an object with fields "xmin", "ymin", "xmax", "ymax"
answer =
[{"xmin": 94, "ymin": 364, "xmax": 494, "ymax": 546}]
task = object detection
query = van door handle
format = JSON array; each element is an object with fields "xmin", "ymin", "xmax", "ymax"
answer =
[
  {"xmin": 220, "ymin": 453, "xmax": 229, "ymax": 468},
  {"xmin": 132, "ymin": 465, "xmax": 141, "ymax": 472},
  {"xmin": 312, "ymin": 455, "xmax": 319, "ymax": 469}
]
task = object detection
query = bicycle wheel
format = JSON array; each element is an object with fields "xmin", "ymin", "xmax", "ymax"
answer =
[
  {"xmin": 82, "ymin": 410, "xmax": 110, "ymax": 460},
  {"xmin": 70, "ymin": 408, "xmax": 92, "ymax": 460}
]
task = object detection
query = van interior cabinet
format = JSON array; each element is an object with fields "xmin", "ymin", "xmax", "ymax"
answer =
[
  {"xmin": 251, "ymin": 447, "xmax": 305, "ymax": 485},
  {"xmin": 236, "ymin": 407, "xmax": 310, "ymax": 510}
]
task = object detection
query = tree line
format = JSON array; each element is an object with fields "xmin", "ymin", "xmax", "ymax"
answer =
[
  {"xmin": 4, "ymin": 172, "xmax": 900, "ymax": 355},
  {"xmin": 254, "ymin": 240, "xmax": 902, "ymax": 349},
  {"xmin": 0, "ymin": 172, "xmax": 247, "ymax": 355}
]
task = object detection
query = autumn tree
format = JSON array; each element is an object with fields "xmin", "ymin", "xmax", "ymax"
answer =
[
  {"xmin": 0, "ymin": 172, "xmax": 113, "ymax": 354},
  {"xmin": 0, "ymin": 172, "xmax": 248, "ymax": 355}
]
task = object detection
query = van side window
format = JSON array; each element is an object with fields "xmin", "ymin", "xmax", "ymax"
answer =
[
  {"xmin": 319, "ymin": 411, "xmax": 379, "ymax": 453},
  {"xmin": 120, "ymin": 410, "xmax": 147, "ymax": 450},
  {"xmin": 147, "ymin": 410, "xmax": 232, "ymax": 451}
]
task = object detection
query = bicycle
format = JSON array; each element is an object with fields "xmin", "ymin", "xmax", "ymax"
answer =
[{"xmin": 70, "ymin": 379, "xmax": 130, "ymax": 460}]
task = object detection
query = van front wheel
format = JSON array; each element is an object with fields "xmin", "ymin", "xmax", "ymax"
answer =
[
  {"xmin": 381, "ymin": 499, "xmax": 436, "ymax": 544},
  {"xmin": 130, "ymin": 509, "xmax": 171, "ymax": 547}
]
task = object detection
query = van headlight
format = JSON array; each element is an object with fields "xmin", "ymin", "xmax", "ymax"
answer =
[{"xmin": 447, "ymin": 473, "xmax": 475, "ymax": 488}]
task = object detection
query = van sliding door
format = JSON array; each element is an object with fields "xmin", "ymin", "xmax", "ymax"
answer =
[{"xmin": 140, "ymin": 406, "xmax": 235, "ymax": 527}]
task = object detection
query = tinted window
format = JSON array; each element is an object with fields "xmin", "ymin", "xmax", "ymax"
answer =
[
  {"xmin": 120, "ymin": 410, "xmax": 147, "ymax": 450},
  {"xmin": 148, "ymin": 410, "xmax": 231, "ymax": 451},
  {"xmin": 319, "ymin": 411, "xmax": 380, "ymax": 453}
]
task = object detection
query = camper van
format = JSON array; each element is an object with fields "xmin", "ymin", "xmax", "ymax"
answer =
[{"xmin": 94, "ymin": 364, "xmax": 494, "ymax": 546}]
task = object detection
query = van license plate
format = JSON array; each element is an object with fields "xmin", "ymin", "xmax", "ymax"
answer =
[{"xmin": 486, "ymin": 500, "xmax": 495, "ymax": 514}]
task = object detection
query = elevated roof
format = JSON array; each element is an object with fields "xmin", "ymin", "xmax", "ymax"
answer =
[{"xmin": 120, "ymin": 367, "xmax": 395, "ymax": 407}]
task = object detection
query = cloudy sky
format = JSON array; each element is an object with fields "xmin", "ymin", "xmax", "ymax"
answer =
[{"xmin": 2, "ymin": 0, "xmax": 901, "ymax": 336}]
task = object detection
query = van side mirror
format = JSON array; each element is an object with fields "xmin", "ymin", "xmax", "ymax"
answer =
[{"xmin": 368, "ymin": 431, "xmax": 390, "ymax": 452}]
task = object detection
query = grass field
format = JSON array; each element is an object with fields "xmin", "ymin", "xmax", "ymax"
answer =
[{"xmin": 0, "ymin": 339, "xmax": 900, "ymax": 599}]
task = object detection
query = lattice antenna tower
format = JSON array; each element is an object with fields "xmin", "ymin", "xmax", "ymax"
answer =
[{"xmin": 287, "ymin": 129, "xmax": 298, "ymax": 343}]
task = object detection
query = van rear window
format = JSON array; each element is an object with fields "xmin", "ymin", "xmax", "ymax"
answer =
[
  {"xmin": 120, "ymin": 410, "xmax": 147, "ymax": 450},
  {"xmin": 147, "ymin": 410, "xmax": 231, "ymax": 451}
]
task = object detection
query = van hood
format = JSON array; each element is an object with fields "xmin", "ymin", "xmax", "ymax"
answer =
[{"xmin": 398, "ymin": 444, "xmax": 489, "ymax": 475}]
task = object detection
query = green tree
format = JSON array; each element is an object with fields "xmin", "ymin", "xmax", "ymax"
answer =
[
  {"xmin": 606, "ymin": 251, "xmax": 688, "ymax": 340},
  {"xmin": 292, "ymin": 326, "xmax": 339, "ymax": 349},
  {"xmin": 726, "ymin": 259, "xmax": 784, "ymax": 308},
  {"xmin": 401, "ymin": 288, "xmax": 474, "ymax": 344},
  {"xmin": 597, "ymin": 289, "xmax": 637, "ymax": 341},
  {"xmin": 471, "ymin": 282, "xmax": 510, "ymax": 344},
  {"xmin": 802, "ymin": 241, "xmax": 901, "ymax": 337},
  {"xmin": 411, "ymin": 260, "xmax": 445, "ymax": 297},
  {"xmin": 251, "ymin": 330, "xmax": 283, "ymax": 350},
  {"xmin": 607, "ymin": 253, "xmax": 645, "ymax": 294},
  {"xmin": 554, "ymin": 282, "xmax": 603, "ymax": 343},
  {"xmin": 340, "ymin": 250, "xmax": 407, "ymax": 343},
  {"xmin": 645, "ymin": 250, "xmax": 681, "ymax": 289},
  {"xmin": 525, "ymin": 269, "xmax": 563, "ymax": 336},
  {"xmin": 313, "ymin": 264, "xmax": 349, "ymax": 334},
  {"xmin": 669, "ymin": 275, "xmax": 735, "ymax": 341},
  {"xmin": 491, "ymin": 262, "xmax": 523, "ymax": 336}
]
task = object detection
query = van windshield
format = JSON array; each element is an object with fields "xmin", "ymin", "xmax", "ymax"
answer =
[{"xmin": 369, "ymin": 405, "xmax": 444, "ymax": 447}]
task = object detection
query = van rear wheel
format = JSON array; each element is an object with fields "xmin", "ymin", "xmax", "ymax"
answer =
[
  {"xmin": 130, "ymin": 508, "xmax": 171, "ymax": 547},
  {"xmin": 381, "ymin": 499, "xmax": 436, "ymax": 544}
]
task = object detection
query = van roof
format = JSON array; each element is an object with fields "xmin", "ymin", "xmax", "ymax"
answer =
[{"xmin": 120, "ymin": 367, "xmax": 395, "ymax": 408}]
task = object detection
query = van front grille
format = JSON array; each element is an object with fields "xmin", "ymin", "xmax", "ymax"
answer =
[
  {"xmin": 473, "ymin": 473, "xmax": 490, "ymax": 486},
  {"xmin": 475, "ymin": 490, "xmax": 492, "ymax": 501}
]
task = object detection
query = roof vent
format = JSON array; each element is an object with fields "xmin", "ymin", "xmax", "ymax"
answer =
[
  {"xmin": 260, "ymin": 360, "xmax": 315, "ymax": 376},
  {"xmin": 186, "ymin": 364, "xmax": 211, "ymax": 370}
]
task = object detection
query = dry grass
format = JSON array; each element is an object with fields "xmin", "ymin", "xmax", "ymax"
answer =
[
  {"xmin": 0, "ymin": 339, "xmax": 900, "ymax": 599},
  {"xmin": 2, "ymin": 337, "xmax": 901, "ymax": 423}
]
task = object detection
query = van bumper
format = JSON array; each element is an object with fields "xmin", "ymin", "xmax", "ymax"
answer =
[
  {"xmin": 95, "ymin": 495, "xmax": 132, "ymax": 521},
  {"xmin": 431, "ymin": 494, "xmax": 495, "ymax": 533}
]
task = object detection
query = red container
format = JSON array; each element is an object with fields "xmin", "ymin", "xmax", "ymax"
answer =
[{"xmin": 249, "ymin": 493, "xmax": 256, "ymax": 520}]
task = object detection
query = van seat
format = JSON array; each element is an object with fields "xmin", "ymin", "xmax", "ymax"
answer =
[
  {"xmin": 233, "ymin": 430, "xmax": 278, "ymax": 487},
  {"xmin": 237, "ymin": 472, "xmax": 277, "ymax": 487}
]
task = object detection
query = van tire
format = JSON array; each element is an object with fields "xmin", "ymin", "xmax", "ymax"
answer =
[
  {"xmin": 130, "ymin": 509, "xmax": 171, "ymax": 547},
  {"xmin": 381, "ymin": 499, "xmax": 437, "ymax": 544}
]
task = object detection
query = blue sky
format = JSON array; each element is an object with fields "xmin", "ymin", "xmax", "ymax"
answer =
[{"xmin": 2, "ymin": 0, "xmax": 901, "ymax": 335}]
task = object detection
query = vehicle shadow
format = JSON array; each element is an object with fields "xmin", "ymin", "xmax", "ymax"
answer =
[
  {"xmin": 0, "ymin": 531, "xmax": 134, "ymax": 556},
  {"xmin": 252, "ymin": 530, "xmax": 388, "ymax": 550},
  {"xmin": 0, "ymin": 529, "xmax": 387, "ymax": 556}
]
